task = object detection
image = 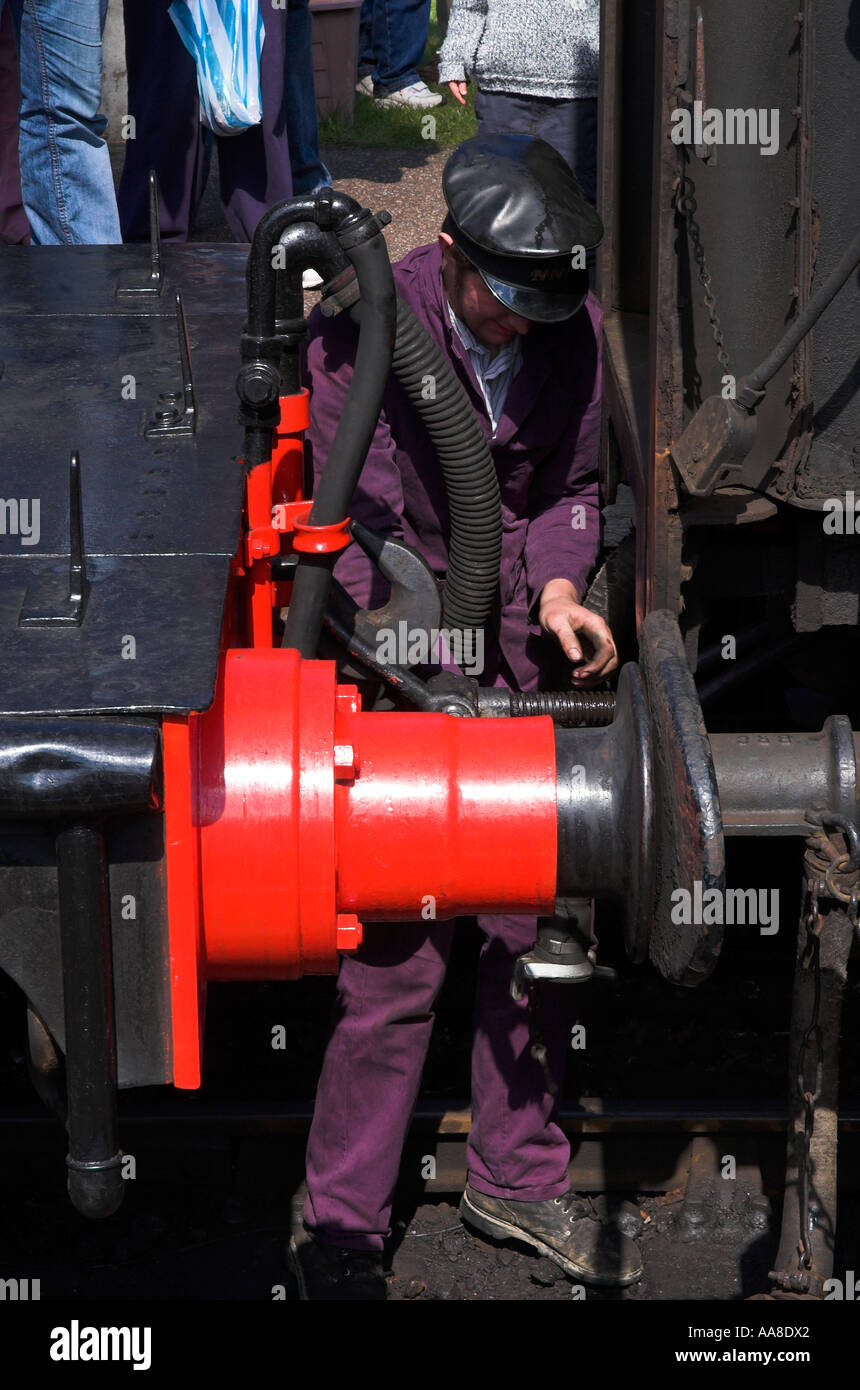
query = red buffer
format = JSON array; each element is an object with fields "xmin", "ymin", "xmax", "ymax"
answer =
[{"xmin": 164, "ymin": 648, "xmax": 557, "ymax": 1086}]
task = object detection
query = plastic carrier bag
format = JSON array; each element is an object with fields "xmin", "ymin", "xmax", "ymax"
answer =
[{"xmin": 168, "ymin": 0, "xmax": 265, "ymax": 137}]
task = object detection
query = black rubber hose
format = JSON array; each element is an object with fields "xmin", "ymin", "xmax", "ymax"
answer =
[
  {"xmin": 389, "ymin": 296, "xmax": 501, "ymax": 632},
  {"xmin": 283, "ymin": 227, "xmax": 397, "ymax": 656}
]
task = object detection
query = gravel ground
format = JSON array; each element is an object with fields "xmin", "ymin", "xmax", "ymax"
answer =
[
  {"xmin": 0, "ymin": 1123, "xmax": 791, "ymax": 1302},
  {"xmin": 109, "ymin": 143, "xmax": 449, "ymax": 262}
]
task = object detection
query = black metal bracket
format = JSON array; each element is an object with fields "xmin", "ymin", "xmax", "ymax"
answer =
[
  {"xmin": 115, "ymin": 170, "xmax": 164, "ymax": 299},
  {"xmin": 144, "ymin": 290, "xmax": 197, "ymax": 438},
  {"xmin": 19, "ymin": 451, "xmax": 90, "ymax": 628}
]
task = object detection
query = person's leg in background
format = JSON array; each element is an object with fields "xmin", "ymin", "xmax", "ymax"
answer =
[
  {"xmin": 16, "ymin": 0, "xmax": 120, "ymax": 244},
  {"xmin": 368, "ymin": 0, "xmax": 434, "ymax": 100},
  {"xmin": 284, "ymin": 0, "xmax": 330, "ymax": 195},
  {"xmin": 357, "ymin": 0, "xmax": 375, "ymax": 88},
  {"xmin": 216, "ymin": 2, "xmax": 292, "ymax": 241},
  {"xmin": 0, "ymin": 2, "xmax": 30, "ymax": 244},
  {"xmin": 534, "ymin": 96, "xmax": 597, "ymax": 207},
  {"xmin": 118, "ymin": 0, "xmax": 205, "ymax": 242},
  {"xmin": 474, "ymin": 90, "xmax": 598, "ymax": 205},
  {"xmin": 473, "ymin": 89, "xmax": 598, "ymax": 281}
]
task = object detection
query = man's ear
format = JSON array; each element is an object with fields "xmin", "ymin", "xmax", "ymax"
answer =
[{"xmin": 438, "ymin": 231, "xmax": 455, "ymax": 256}]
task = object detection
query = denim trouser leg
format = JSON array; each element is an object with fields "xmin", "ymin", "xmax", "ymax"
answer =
[
  {"xmin": 284, "ymin": 0, "xmax": 330, "ymax": 195},
  {"xmin": 358, "ymin": 0, "xmax": 374, "ymax": 74},
  {"xmin": 15, "ymin": 0, "xmax": 120, "ymax": 244},
  {"xmin": 368, "ymin": 0, "xmax": 432, "ymax": 95}
]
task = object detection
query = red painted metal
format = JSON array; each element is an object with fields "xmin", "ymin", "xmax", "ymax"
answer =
[
  {"xmin": 162, "ymin": 714, "xmax": 205, "ymax": 1090},
  {"xmin": 164, "ymin": 382, "xmax": 558, "ymax": 1083},
  {"xmin": 196, "ymin": 648, "xmax": 557, "ymax": 976},
  {"xmin": 241, "ymin": 392, "xmax": 321, "ymax": 648},
  {"xmin": 165, "ymin": 648, "xmax": 557, "ymax": 1025},
  {"xmin": 271, "ymin": 392, "xmax": 308, "ymax": 607},
  {"xmin": 244, "ymin": 456, "xmax": 277, "ymax": 648},
  {"xmin": 334, "ymin": 710, "xmax": 558, "ymax": 919},
  {"xmin": 292, "ymin": 511, "xmax": 352, "ymax": 554}
]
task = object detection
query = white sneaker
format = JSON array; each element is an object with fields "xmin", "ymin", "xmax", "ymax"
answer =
[
  {"xmin": 375, "ymin": 80, "xmax": 443, "ymax": 109},
  {"xmin": 302, "ymin": 268, "xmax": 323, "ymax": 289},
  {"xmin": 355, "ymin": 75, "xmax": 374, "ymax": 97}
]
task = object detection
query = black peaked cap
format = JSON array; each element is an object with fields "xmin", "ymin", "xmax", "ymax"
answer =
[{"xmin": 442, "ymin": 134, "xmax": 604, "ymax": 322}]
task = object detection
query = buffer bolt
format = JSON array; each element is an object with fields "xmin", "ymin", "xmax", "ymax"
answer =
[
  {"xmin": 336, "ymin": 914, "xmax": 363, "ymax": 951},
  {"xmin": 333, "ymin": 743, "xmax": 358, "ymax": 778},
  {"xmin": 336, "ymin": 686, "xmax": 361, "ymax": 715},
  {"xmin": 237, "ymin": 362, "xmax": 280, "ymax": 407}
]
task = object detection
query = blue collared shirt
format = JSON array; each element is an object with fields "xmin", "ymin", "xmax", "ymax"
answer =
[{"xmin": 447, "ymin": 301, "xmax": 523, "ymax": 436}]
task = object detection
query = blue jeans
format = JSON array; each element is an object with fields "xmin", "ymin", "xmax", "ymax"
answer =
[
  {"xmin": 358, "ymin": 0, "xmax": 431, "ymax": 95},
  {"xmin": 1, "ymin": 0, "xmax": 120, "ymax": 243},
  {"xmin": 284, "ymin": 0, "xmax": 330, "ymax": 194}
]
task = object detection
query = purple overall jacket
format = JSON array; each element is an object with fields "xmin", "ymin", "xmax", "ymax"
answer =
[{"xmin": 302, "ymin": 241, "xmax": 603, "ymax": 691}]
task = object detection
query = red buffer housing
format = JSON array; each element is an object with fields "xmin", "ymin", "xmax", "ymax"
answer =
[{"xmin": 162, "ymin": 397, "xmax": 559, "ymax": 1086}]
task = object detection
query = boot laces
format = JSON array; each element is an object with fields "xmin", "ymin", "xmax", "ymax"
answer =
[{"xmin": 553, "ymin": 1191, "xmax": 593, "ymax": 1223}]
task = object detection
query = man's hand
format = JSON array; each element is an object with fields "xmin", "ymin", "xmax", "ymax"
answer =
[
  {"xmin": 448, "ymin": 80, "xmax": 469, "ymax": 105},
  {"xmin": 537, "ymin": 578, "xmax": 618, "ymax": 687}
]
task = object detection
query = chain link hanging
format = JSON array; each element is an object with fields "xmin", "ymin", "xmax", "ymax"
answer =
[{"xmin": 674, "ymin": 152, "xmax": 732, "ymax": 375}]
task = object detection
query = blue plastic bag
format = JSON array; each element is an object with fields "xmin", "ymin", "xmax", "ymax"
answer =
[{"xmin": 169, "ymin": 0, "xmax": 265, "ymax": 137}]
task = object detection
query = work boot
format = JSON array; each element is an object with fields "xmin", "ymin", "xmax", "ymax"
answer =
[
  {"xmin": 288, "ymin": 1228, "xmax": 387, "ymax": 1301},
  {"xmin": 460, "ymin": 1185, "xmax": 643, "ymax": 1287}
]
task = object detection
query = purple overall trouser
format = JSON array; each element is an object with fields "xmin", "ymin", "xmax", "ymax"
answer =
[
  {"xmin": 119, "ymin": 0, "xmax": 292, "ymax": 243},
  {"xmin": 303, "ymin": 913, "xmax": 573, "ymax": 1252},
  {"xmin": 0, "ymin": 5, "xmax": 27, "ymax": 244}
]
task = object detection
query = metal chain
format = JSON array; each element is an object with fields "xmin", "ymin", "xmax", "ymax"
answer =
[
  {"xmin": 795, "ymin": 877, "xmax": 823, "ymax": 1270},
  {"xmin": 674, "ymin": 159, "xmax": 732, "ymax": 374},
  {"xmin": 789, "ymin": 810, "xmax": 860, "ymax": 1279}
]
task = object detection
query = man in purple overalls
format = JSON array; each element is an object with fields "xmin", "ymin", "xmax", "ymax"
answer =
[{"xmin": 291, "ymin": 135, "xmax": 643, "ymax": 1299}]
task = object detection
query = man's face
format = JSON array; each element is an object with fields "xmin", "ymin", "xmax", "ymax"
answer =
[{"xmin": 439, "ymin": 233, "xmax": 532, "ymax": 351}]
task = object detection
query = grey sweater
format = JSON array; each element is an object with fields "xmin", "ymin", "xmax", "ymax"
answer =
[{"xmin": 438, "ymin": 0, "xmax": 600, "ymax": 101}]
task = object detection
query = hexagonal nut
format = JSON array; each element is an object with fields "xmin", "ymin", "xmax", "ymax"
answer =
[
  {"xmin": 336, "ymin": 685, "xmax": 361, "ymax": 715},
  {"xmin": 336, "ymin": 914, "xmax": 363, "ymax": 952},
  {"xmin": 237, "ymin": 362, "xmax": 280, "ymax": 408},
  {"xmin": 333, "ymin": 743, "xmax": 358, "ymax": 778}
]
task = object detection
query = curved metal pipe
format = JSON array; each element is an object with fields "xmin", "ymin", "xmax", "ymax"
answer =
[
  {"xmin": 283, "ymin": 226, "xmax": 396, "ymax": 656},
  {"xmin": 238, "ymin": 191, "xmax": 383, "ymax": 468},
  {"xmin": 245, "ymin": 191, "xmax": 360, "ymax": 340}
]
